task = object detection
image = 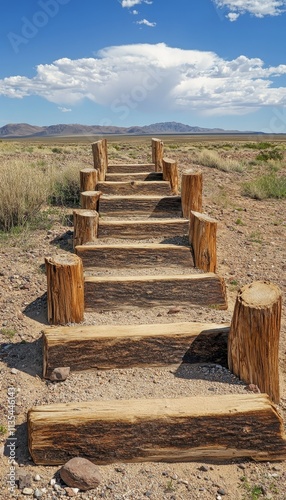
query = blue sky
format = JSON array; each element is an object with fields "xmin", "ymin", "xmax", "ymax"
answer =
[{"xmin": 1, "ymin": 0, "xmax": 286, "ymax": 132}]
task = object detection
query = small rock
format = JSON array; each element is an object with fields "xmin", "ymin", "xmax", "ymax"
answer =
[
  {"xmin": 199, "ymin": 465, "xmax": 209, "ymax": 472},
  {"xmin": 217, "ymin": 496, "xmax": 222, "ymax": 500},
  {"xmin": 50, "ymin": 478, "xmax": 56, "ymax": 486},
  {"xmin": 49, "ymin": 367, "xmax": 70, "ymax": 382},
  {"xmin": 238, "ymin": 463, "xmax": 246, "ymax": 470},
  {"xmin": 34, "ymin": 489, "xmax": 43, "ymax": 499},
  {"xmin": 245, "ymin": 384, "xmax": 260, "ymax": 393},
  {"xmin": 60, "ymin": 457, "xmax": 102, "ymax": 491},
  {"xmin": 167, "ymin": 307, "xmax": 181, "ymax": 314},
  {"xmin": 34, "ymin": 474, "xmax": 41, "ymax": 482},
  {"xmin": 11, "ymin": 368, "xmax": 18, "ymax": 375},
  {"xmin": 22, "ymin": 488, "xmax": 34, "ymax": 496},
  {"xmin": 53, "ymin": 483, "xmax": 63, "ymax": 492},
  {"xmin": 217, "ymin": 487, "xmax": 227, "ymax": 495},
  {"xmin": 144, "ymin": 491, "xmax": 152, "ymax": 498},
  {"xmin": 65, "ymin": 488, "xmax": 79, "ymax": 497},
  {"xmin": 18, "ymin": 473, "xmax": 33, "ymax": 489}
]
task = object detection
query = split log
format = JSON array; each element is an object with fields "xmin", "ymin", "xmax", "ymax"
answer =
[
  {"xmin": 96, "ymin": 181, "xmax": 171, "ymax": 196},
  {"xmin": 152, "ymin": 138, "xmax": 164, "ymax": 171},
  {"xmin": 73, "ymin": 209, "xmax": 99, "ymax": 248},
  {"xmin": 228, "ymin": 281, "xmax": 282, "ymax": 404},
  {"xmin": 98, "ymin": 218, "xmax": 189, "ymax": 239},
  {"xmin": 45, "ymin": 254, "xmax": 84, "ymax": 325},
  {"xmin": 107, "ymin": 163, "xmax": 155, "ymax": 174},
  {"xmin": 42, "ymin": 322, "xmax": 229, "ymax": 377},
  {"xmin": 162, "ymin": 158, "xmax": 179, "ymax": 195},
  {"xmin": 105, "ymin": 172, "xmax": 163, "ymax": 182},
  {"xmin": 84, "ymin": 273, "xmax": 227, "ymax": 310},
  {"xmin": 75, "ymin": 243, "xmax": 194, "ymax": 269},
  {"xmin": 98, "ymin": 195, "xmax": 182, "ymax": 218},
  {"xmin": 28, "ymin": 394, "xmax": 286, "ymax": 465},
  {"xmin": 91, "ymin": 140, "xmax": 108, "ymax": 181},
  {"xmin": 189, "ymin": 211, "xmax": 217, "ymax": 272},
  {"xmin": 181, "ymin": 169, "xmax": 203, "ymax": 219},
  {"xmin": 80, "ymin": 168, "xmax": 98, "ymax": 193},
  {"xmin": 80, "ymin": 191, "xmax": 102, "ymax": 211}
]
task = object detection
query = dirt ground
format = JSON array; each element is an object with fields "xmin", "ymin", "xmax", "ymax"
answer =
[{"xmin": 0, "ymin": 136, "xmax": 286, "ymax": 499}]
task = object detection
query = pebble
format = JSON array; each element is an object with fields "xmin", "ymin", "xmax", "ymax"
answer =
[
  {"xmin": 50, "ymin": 478, "xmax": 56, "ymax": 486},
  {"xmin": 11, "ymin": 368, "xmax": 18, "ymax": 374},
  {"xmin": 22, "ymin": 488, "xmax": 34, "ymax": 495},
  {"xmin": 199, "ymin": 465, "xmax": 209, "ymax": 472},
  {"xmin": 34, "ymin": 489, "xmax": 43, "ymax": 499},
  {"xmin": 217, "ymin": 487, "xmax": 227, "ymax": 495},
  {"xmin": 34, "ymin": 474, "xmax": 41, "ymax": 482}
]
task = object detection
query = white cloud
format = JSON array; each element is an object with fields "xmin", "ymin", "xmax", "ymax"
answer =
[
  {"xmin": 1, "ymin": 43, "xmax": 286, "ymax": 117},
  {"xmin": 213, "ymin": 1, "xmax": 286, "ymax": 19},
  {"xmin": 136, "ymin": 18, "xmax": 156, "ymax": 26},
  {"xmin": 121, "ymin": 0, "xmax": 152, "ymax": 7},
  {"xmin": 58, "ymin": 106, "xmax": 72, "ymax": 112},
  {"xmin": 132, "ymin": 10, "xmax": 138, "ymax": 14}
]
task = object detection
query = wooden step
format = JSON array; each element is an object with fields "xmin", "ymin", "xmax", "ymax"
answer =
[
  {"xmin": 43, "ymin": 322, "xmax": 229, "ymax": 377},
  {"xmin": 28, "ymin": 394, "xmax": 286, "ymax": 465},
  {"xmin": 84, "ymin": 273, "xmax": 227, "ymax": 310},
  {"xmin": 97, "ymin": 181, "xmax": 171, "ymax": 196},
  {"xmin": 98, "ymin": 218, "xmax": 189, "ymax": 239},
  {"xmin": 105, "ymin": 172, "xmax": 163, "ymax": 182},
  {"xmin": 107, "ymin": 163, "xmax": 155, "ymax": 173},
  {"xmin": 99, "ymin": 195, "xmax": 182, "ymax": 218},
  {"xmin": 75, "ymin": 243, "xmax": 194, "ymax": 269}
]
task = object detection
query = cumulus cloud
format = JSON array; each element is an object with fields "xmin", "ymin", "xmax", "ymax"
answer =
[
  {"xmin": 213, "ymin": 0, "xmax": 286, "ymax": 19},
  {"xmin": 136, "ymin": 18, "xmax": 156, "ymax": 26},
  {"xmin": 58, "ymin": 106, "xmax": 72, "ymax": 112},
  {"xmin": 121, "ymin": 0, "xmax": 152, "ymax": 7},
  {"xmin": 1, "ymin": 43, "xmax": 286, "ymax": 117}
]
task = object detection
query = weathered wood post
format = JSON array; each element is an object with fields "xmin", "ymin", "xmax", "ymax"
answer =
[
  {"xmin": 45, "ymin": 254, "xmax": 84, "ymax": 325},
  {"xmin": 73, "ymin": 209, "xmax": 99, "ymax": 248},
  {"xmin": 181, "ymin": 169, "xmax": 202, "ymax": 219},
  {"xmin": 80, "ymin": 168, "xmax": 98, "ymax": 193},
  {"xmin": 152, "ymin": 138, "xmax": 164, "ymax": 172},
  {"xmin": 228, "ymin": 281, "xmax": 282, "ymax": 404},
  {"xmin": 162, "ymin": 158, "xmax": 179, "ymax": 195},
  {"xmin": 80, "ymin": 191, "xmax": 102, "ymax": 211},
  {"xmin": 91, "ymin": 139, "xmax": 108, "ymax": 181},
  {"xmin": 189, "ymin": 211, "xmax": 217, "ymax": 272}
]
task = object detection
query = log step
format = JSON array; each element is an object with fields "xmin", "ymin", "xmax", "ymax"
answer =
[
  {"xmin": 98, "ymin": 218, "xmax": 189, "ymax": 239},
  {"xmin": 107, "ymin": 163, "xmax": 155, "ymax": 173},
  {"xmin": 84, "ymin": 273, "xmax": 227, "ymax": 310},
  {"xmin": 98, "ymin": 195, "xmax": 182, "ymax": 218},
  {"xmin": 43, "ymin": 321, "xmax": 229, "ymax": 377},
  {"xmin": 75, "ymin": 243, "xmax": 194, "ymax": 269},
  {"xmin": 28, "ymin": 393, "xmax": 286, "ymax": 465},
  {"xmin": 97, "ymin": 181, "xmax": 171, "ymax": 196},
  {"xmin": 105, "ymin": 172, "xmax": 163, "ymax": 182}
]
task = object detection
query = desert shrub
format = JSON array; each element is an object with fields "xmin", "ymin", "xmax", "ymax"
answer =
[
  {"xmin": 195, "ymin": 149, "xmax": 243, "ymax": 172},
  {"xmin": 244, "ymin": 142, "xmax": 274, "ymax": 150},
  {"xmin": 49, "ymin": 162, "xmax": 81, "ymax": 206},
  {"xmin": 0, "ymin": 160, "xmax": 50, "ymax": 231},
  {"xmin": 255, "ymin": 149, "xmax": 283, "ymax": 162},
  {"xmin": 51, "ymin": 147, "xmax": 63, "ymax": 154},
  {"xmin": 242, "ymin": 173, "xmax": 286, "ymax": 200}
]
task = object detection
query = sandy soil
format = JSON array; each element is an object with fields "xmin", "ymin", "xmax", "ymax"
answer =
[{"xmin": 0, "ymin": 138, "xmax": 286, "ymax": 499}]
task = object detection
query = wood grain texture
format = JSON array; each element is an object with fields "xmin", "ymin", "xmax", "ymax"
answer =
[
  {"xmin": 181, "ymin": 170, "xmax": 203, "ymax": 219},
  {"xmin": 105, "ymin": 172, "xmax": 163, "ymax": 182},
  {"xmin": 28, "ymin": 394, "xmax": 286, "ymax": 465},
  {"xmin": 80, "ymin": 191, "xmax": 102, "ymax": 211},
  {"xmin": 98, "ymin": 218, "xmax": 189, "ymax": 239},
  {"xmin": 107, "ymin": 163, "xmax": 155, "ymax": 173},
  {"xmin": 97, "ymin": 181, "xmax": 171, "ymax": 196},
  {"xmin": 162, "ymin": 158, "xmax": 179, "ymax": 195},
  {"xmin": 42, "ymin": 322, "xmax": 229, "ymax": 377},
  {"xmin": 98, "ymin": 195, "xmax": 182, "ymax": 217},
  {"xmin": 189, "ymin": 211, "xmax": 218, "ymax": 272},
  {"xmin": 80, "ymin": 168, "xmax": 98, "ymax": 193},
  {"xmin": 152, "ymin": 138, "xmax": 164, "ymax": 172},
  {"xmin": 45, "ymin": 254, "xmax": 84, "ymax": 325},
  {"xmin": 75, "ymin": 243, "xmax": 194, "ymax": 269},
  {"xmin": 228, "ymin": 281, "xmax": 282, "ymax": 404},
  {"xmin": 84, "ymin": 273, "xmax": 227, "ymax": 310},
  {"xmin": 73, "ymin": 210, "xmax": 99, "ymax": 248},
  {"xmin": 91, "ymin": 140, "xmax": 108, "ymax": 181}
]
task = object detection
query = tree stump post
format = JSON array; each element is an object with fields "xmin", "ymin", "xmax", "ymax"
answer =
[
  {"xmin": 80, "ymin": 168, "xmax": 98, "ymax": 193},
  {"xmin": 228, "ymin": 281, "xmax": 282, "ymax": 403},
  {"xmin": 189, "ymin": 211, "xmax": 217, "ymax": 272},
  {"xmin": 162, "ymin": 158, "xmax": 179, "ymax": 195},
  {"xmin": 152, "ymin": 138, "xmax": 164, "ymax": 172},
  {"xmin": 91, "ymin": 139, "xmax": 108, "ymax": 181},
  {"xmin": 45, "ymin": 254, "xmax": 84, "ymax": 325},
  {"xmin": 80, "ymin": 191, "xmax": 102, "ymax": 211},
  {"xmin": 73, "ymin": 209, "xmax": 99, "ymax": 248},
  {"xmin": 181, "ymin": 169, "xmax": 202, "ymax": 219}
]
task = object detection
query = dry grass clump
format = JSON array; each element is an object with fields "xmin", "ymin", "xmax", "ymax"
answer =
[
  {"xmin": 194, "ymin": 149, "xmax": 243, "ymax": 172},
  {"xmin": 243, "ymin": 173, "xmax": 286, "ymax": 200},
  {"xmin": 49, "ymin": 162, "xmax": 82, "ymax": 207}
]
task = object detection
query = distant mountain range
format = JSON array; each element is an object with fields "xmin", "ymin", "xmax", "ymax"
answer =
[{"xmin": 0, "ymin": 121, "xmax": 260, "ymax": 138}]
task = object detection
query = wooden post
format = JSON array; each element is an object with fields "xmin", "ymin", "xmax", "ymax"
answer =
[
  {"xmin": 181, "ymin": 169, "xmax": 202, "ymax": 219},
  {"xmin": 162, "ymin": 158, "xmax": 179, "ymax": 195},
  {"xmin": 73, "ymin": 209, "xmax": 99, "ymax": 248},
  {"xmin": 152, "ymin": 138, "xmax": 164, "ymax": 172},
  {"xmin": 91, "ymin": 139, "xmax": 108, "ymax": 181},
  {"xmin": 189, "ymin": 211, "xmax": 217, "ymax": 272},
  {"xmin": 80, "ymin": 191, "xmax": 102, "ymax": 211},
  {"xmin": 45, "ymin": 254, "xmax": 84, "ymax": 325},
  {"xmin": 80, "ymin": 168, "xmax": 98, "ymax": 193},
  {"xmin": 228, "ymin": 281, "xmax": 282, "ymax": 404}
]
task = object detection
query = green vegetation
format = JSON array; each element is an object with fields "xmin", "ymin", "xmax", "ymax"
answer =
[
  {"xmin": 0, "ymin": 425, "xmax": 7, "ymax": 435},
  {"xmin": 194, "ymin": 149, "xmax": 243, "ymax": 172},
  {"xmin": 239, "ymin": 476, "xmax": 264, "ymax": 500},
  {"xmin": 243, "ymin": 173, "xmax": 286, "ymax": 200},
  {"xmin": 0, "ymin": 327, "xmax": 16, "ymax": 339}
]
